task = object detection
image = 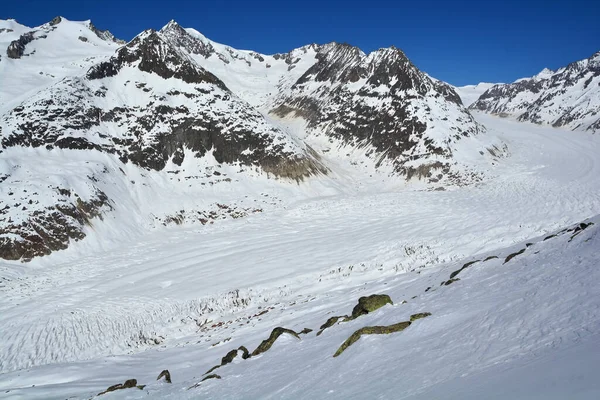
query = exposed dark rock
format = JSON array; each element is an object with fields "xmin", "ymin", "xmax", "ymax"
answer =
[
  {"xmin": 351, "ymin": 294, "xmax": 393, "ymax": 319},
  {"xmin": 410, "ymin": 312, "xmax": 432, "ymax": 321},
  {"xmin": 272, "ymin": 43, "xmax": 483, "ymax": 178},
  {"xmin": 97, "ymin": 379, "xmax": 140, "ymax": 396},
  {"xmin": 156, "ymin": 369, "xmax": 171, "ymax": 383},
  {"xmin": 333, "ymin": 321, "xmax": 412, "ymax": 357},
  {"xmin": 0, "ymin": 190, "xmax": 112, "ymax": 261},
  {"xmin": 471, "ymin": 51, "xmax": 600, "ymax": 132},
  {"xmin": 251, "ymin": 327, "xmax": 300, "ymax": 357},
  {"xmin": 484, "ymin": 255, "xmax": 498, "ymax": 262},
  {"xmin": 201, "ymin": 374, "xmax": 221, "ymax": 382},
  {"xmin": 6, "ymin": 31, "xmax": 35, "ymax": 59},
  {"xmin": 569, "ymin": 222, "xmax": 594, "ymax": 241},
  {"xmin": 49, "ymin": 16, "xmax": 62, "ymax": 26},
  {"xmin": 160, "ymin": 20, "xmax": 215, "ymax": 58},
  {"xmin": 317, "ymin": 316, "xmax": 347, "ymax": 336},
  {"xmin": 88, "ymin": 21, "xmax": 124, "ymax": 44},
  {"xmin": 504, "ymin": 248, "xmax": 526, "ymax": 264},
  {"xmin": 444, "ymin": 278, "xmax": 460, "ymax": 286},
  {"xmin": 449, "ymin": 259, "xmax": 480, "ymax": 280},
  {"xmin": 87, "ymin": 30, "xmax": 226, "ymax": 86}
]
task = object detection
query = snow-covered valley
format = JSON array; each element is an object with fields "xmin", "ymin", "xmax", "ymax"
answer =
[
  {"xmin": 1, "ymin": 112, "xmax": 600, "ymax": 399},
  {"xmin": 1, "ymin": 15, "xmax": 600, "ymax": 400}
]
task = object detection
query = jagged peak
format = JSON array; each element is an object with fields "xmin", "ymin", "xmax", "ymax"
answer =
[
  {"xmin": 160, "ymin": 19, "xmax": 185, "ymax": 35},
  {"xmin": 87, "ymin": 20, "xmax": 125, "ymax": 44},
  {"xmin": 86, "ymin": 28, "xmax": 227, "ymax": 87}
]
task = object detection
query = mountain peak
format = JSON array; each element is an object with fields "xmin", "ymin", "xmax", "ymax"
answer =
[{"xmin": 86, "ymin": 29, "xmax": 225, "ymax": 86}]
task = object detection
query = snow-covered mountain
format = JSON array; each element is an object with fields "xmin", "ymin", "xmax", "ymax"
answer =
[
  {"xmin": 470, "ymin": 51, "xmax": 600, "ymax": 132},
  {"xmin": 161, "ymin": 21, "xmax": 485, "ymax": 178},
  {"xmin": 0, "ymin": 18, "xmax": 498, "ymax": 261}
]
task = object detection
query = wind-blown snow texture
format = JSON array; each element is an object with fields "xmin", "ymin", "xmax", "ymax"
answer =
[{"xmin": 470, "ymin": 51, "xmax": 600, "ymax": 132}]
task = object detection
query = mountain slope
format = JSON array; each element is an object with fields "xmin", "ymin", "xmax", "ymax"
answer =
[
  {"xmin": 470, "ymin": 51, "xmax": 600, "ymax": 132},
  {"xmin": 161, "ymin": 22, "xmax": 489, "ymax": 181},
  {"xmin": 0, "ymin": 17, "xmax": 121, "ymax": 113},
  {"xmin": 0, "ymin": 26, "xmax": 326, "ymax": 261}
]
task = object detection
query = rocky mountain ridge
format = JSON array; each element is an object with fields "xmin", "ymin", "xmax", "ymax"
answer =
[{"xmin": 470, "ymin": 51, "xmax": 600, "ymax": 132}]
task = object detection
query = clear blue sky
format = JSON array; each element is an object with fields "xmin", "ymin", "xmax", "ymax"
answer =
[{"xmin": 3, "ymin": 0, "xmax": 599, "ymax": 85}]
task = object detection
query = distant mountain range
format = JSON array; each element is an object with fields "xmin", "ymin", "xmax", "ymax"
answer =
[{"xmin": 468, "ymin": 51, "xmax": 600, "ymax": 132}]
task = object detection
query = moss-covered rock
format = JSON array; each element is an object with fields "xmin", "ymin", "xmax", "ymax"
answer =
[
  {"xmin": 333, "ymin": 321, "xmax": 411, "ymax": 357},
  {"xmin": 221, "ymin": 349, "xmax": 239, "ymax": 365},
  {"xmin": 205, "ymin": 345, "xmax": 252, "ymax": 375},
  {"xmin": 351, "ymin": 294, "xmax": 393, "ymax": 319},
  {"xmin": 317, "ymin": 316, "xmax": 346, "ymax": 336},
  {"xmin": 156, "ymin": 369, "xmax": 171, "ymax": 383},
  {"xmin": 251, "ymin": 327, "xmax": 300, "ymax": 357},
  {"xmin": 410, "ymin": 312, "xmax": 432, "ymax": 321}
]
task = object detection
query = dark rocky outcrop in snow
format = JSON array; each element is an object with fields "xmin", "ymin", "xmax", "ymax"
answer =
[
  {"xmin": 351, "ymin": 294, "xmax": 393, "ymax": 318},
  {"xmin": 251, "ymin": 327, "xmax": 301, "ymax": 357},
  {"xmin": 97, "ymin": 379, "xmax": 144, "ymax": 396},
  {"xmin": 6, "ymin": 31, "xmax": 35, "ymax": 59},
  {"xmin": 333, "ymin": 320, "xmax": 412, "ymax": 357},
  {"xmin": 0, "ymin": 189, "xmax": 112, "ymax": 261},
  {"xmin": 156, "ymin": 369, "xmax": 172, "ymax": 383}
]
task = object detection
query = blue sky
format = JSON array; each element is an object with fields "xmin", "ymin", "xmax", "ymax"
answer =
[{"xmin": 3, "ymin": 0, "xmax": 599, "ymax": 85}]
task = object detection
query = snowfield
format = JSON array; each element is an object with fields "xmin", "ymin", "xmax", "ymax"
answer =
[{"xmin": 1, "ymin": 113, "xmax": 600, "ymax": 399}]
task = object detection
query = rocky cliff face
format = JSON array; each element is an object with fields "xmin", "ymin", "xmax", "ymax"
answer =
[
  {"xmin": 470, "ymin": 51, "xmax": 600, "ymax": 132},
  {"xmin": 271, "ymin": 44, "xmax": 482, "ymax": 176}
]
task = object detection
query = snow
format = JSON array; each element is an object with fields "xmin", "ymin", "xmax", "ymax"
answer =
[
  {"xmin": 1, "ymin": 113, "xmax": 600, "ymax": 399},
  {"xmin": 454, "ymin": 82, "xmax": 497, "ymax": 106},
  {"xmin": 0, "ymin": 18, "xmax": 119, "ymax": 114}
]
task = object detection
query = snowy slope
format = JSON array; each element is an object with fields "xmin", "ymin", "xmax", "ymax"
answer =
[
  {"xmin": 470, "ymin": 51, "xmax": 600, "ymax": 132},
  {"xmin": 454, "ymin": 82, "xmax": 497, "ymax": 107},
  {"xmin": 1, "ymin": 114, "xmax": 600, "ymax": 399},
  {"xmin": 0, "ymin": 17, "xmax": 121, "ymax": 113},
  {"xmin": 0, "ymin": 25, "xmax": 327, "ymax": 261}
]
